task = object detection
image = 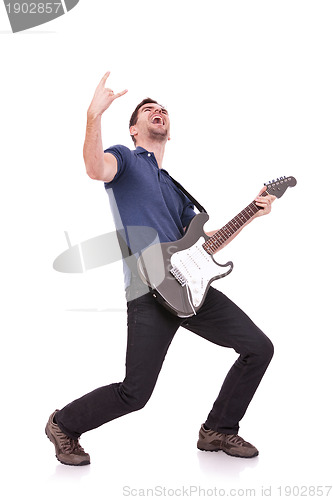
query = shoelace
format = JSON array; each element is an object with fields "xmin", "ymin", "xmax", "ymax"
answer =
[
  {"xmin": 56, "ymin": 428, "xmax": 85, "ymax": 454},
  {"xmin": 206, "ymin": 428, "xmax": 247, "ymax": 447},
  {"xmin": 224, "ymin": 434, "xmax": 247, "ymax": 447}
]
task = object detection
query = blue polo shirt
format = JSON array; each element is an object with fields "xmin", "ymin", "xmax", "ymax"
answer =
[{"xmin": 104, "ymin": 145, "xmax": 196, "ymax": 287}]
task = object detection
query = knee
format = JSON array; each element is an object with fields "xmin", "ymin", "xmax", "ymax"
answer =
[
  {"xmin": 119, "ymin": 385, "xmax": 152, "ymax": 412},
  {"xmin": 129, "ymin": 395, "xmax": 150, "ymax": 412},
  {"xmin": 257, "ymin": 335, "xmax": 274, "ymax": 364}
]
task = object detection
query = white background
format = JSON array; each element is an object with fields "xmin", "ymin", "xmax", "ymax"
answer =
[{"xmin": 1, "ymin": 1, "xmax": 332, "ymax": 499}]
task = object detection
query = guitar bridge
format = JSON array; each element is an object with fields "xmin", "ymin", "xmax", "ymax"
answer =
[{"xmin": 170, "ymin": 266, "xmax": 187, "ymax": 287}]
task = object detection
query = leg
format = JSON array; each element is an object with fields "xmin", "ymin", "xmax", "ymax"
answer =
[
  {"xmin": 55, "ymin": 292, "xmax": 181, "ymax": 439},
  {"xmin": 183, "ymin": 286, "xmax": 274, "ymax": 434}
]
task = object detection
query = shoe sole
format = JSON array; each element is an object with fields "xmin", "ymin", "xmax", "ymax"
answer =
[
  {"xmin": 197, "ymin": 446, "xmax": 258, "ymax": 459},
  {"xmin": 45, "ymin": 428, "xmax": 90, "ymax": 466}
]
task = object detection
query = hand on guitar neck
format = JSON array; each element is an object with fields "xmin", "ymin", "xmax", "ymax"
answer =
[
  {"xmin": 205, "ymin": 186, "xmax": 276, "ymax": 250},
  {"xmin": 137, "ymin": 175, "xmax": 296, "ymax": 317}
]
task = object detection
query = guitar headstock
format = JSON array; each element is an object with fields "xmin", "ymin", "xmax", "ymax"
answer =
[{"xmin": 264, "ymin": 176, "xmax": 297, "ymax": 198}]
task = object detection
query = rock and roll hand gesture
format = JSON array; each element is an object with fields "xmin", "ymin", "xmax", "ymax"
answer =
[{"xmin": 87, "ymin": 72, "xmax": 128, "ymax": 118}]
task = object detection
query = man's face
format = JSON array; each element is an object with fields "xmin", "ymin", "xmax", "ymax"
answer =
[{"xmin": 130, "ymin": 103, "xmax": 170, "ymax": 144}]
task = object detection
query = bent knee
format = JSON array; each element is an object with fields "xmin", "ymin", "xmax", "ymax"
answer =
[
  {"xmin": 258, "ymin": 335, "xmax": 274, "ymax": 362},
  {"xmin": 118, "ymin": 385, "xmax": 152, "ymax": 412},
  {"xmin": 129, "ymin": 395, "xmax": 150, "ymax": 412}
]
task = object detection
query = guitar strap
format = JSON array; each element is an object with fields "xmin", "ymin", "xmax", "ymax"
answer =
[
  {"xmin": 117, "ymin": 174, "xmax": 207, "ymax": 265},
  {"xmin": 168, "ymin": 174, "xmax": 207, "ymax": 214}
]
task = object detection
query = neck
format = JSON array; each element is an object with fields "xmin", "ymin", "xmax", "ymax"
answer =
[{"xmin": 136, "ymin": 138, "xmax": 167, "ymax": 168}]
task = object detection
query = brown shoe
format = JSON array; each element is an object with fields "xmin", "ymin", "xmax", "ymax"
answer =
[
  {"xmin": 197, "ymin": 424, "xmax": 259, "ymax": 458},
  {"xmin": 45, "ymin": 410, "xmax": 90, "ymax": 466}
]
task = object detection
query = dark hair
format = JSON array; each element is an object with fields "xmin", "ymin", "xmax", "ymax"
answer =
[{"xmin": 129, "ymin": 98, "xmax": 159, "ymax": 145}]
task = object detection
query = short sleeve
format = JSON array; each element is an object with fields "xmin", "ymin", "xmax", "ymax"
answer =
[{"xmin": 104, "ymin": 145, "xmax": 131, "ymax": 186}]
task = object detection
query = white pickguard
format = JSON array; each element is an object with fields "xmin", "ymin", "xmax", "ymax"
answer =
[{"xmin": 170, "ymin": 237, "xmax": 226, "ymax": 307}]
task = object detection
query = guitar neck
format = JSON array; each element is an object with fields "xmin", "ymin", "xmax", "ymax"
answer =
[{"xmin": 203, "ymin": 191, "xmax": 268, "ymax": 255}]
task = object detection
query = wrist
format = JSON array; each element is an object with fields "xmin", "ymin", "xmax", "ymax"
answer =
[{"xmin": 87, "ymin": 108, "xmax": 103, "ymax": 122}]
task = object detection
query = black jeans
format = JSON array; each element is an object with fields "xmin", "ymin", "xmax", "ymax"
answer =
[{"xmin": 55, "ymin": 286, "xmax": 274, "ymax": 440}]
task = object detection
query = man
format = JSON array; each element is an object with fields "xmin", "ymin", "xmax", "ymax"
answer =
[{"xmin": 46, "ymin": 72, "xmax": 275, "ymax": 466}]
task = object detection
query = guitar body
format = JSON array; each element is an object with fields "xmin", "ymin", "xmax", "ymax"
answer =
[
  {"xmin": 137, "ymin": 176, "xmax": 296, "ymax": 318},
  {"xmin": 137, "ymin": 213, "xmax": 233, "ymax": 318}
]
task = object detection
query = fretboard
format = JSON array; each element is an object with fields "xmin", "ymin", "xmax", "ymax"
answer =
[{"xmin": 202, "ymin": 191, "xmax": 268, "ymax": 255}]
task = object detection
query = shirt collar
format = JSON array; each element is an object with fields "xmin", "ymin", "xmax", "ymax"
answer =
[
  {"xmin": 135, "ymin": 146, "xmax": 167, "ymax": 173},
  {"xmin": 135, "ymin": 146, "xmax": 149, "ymax": 155}
]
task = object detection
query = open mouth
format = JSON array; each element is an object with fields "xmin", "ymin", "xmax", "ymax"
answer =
[{"xmin": 151, "ymin": 115, "xmax": 164, "ymax": 125}]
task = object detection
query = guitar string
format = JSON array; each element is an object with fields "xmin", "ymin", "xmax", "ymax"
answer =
[
  {"xmin": 204, "ymin": 198, "xmax": 265, "ymax": 254},
  {"xmin": 174, "ymin": 210, "xmax": 250, "ymax": 275},
  {"xmin": 171, "ymin": 194, "xmax": 268, "ymax": 286}
]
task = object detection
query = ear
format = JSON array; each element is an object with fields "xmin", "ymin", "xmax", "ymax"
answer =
[{"xmin": 129, "ymin": 125, "xmax": 138, "ymax": 140}]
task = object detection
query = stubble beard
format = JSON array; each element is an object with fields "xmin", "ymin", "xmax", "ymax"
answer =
[{"xmin": 148, "ymin": 125, "xmax": 169, "ymax": 143}]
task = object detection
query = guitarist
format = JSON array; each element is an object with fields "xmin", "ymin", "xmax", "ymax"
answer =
[{"xmin": 46, "ymin": 73, "xmax": 276, "ymax": 465}]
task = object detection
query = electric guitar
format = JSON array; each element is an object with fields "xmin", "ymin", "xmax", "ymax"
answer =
[{"xmin": 137, "ymin": 176, "xmax": 297, "ymax": 318}]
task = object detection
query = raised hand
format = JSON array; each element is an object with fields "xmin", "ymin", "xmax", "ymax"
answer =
[{"xmin": 87, "ymin": 72, "xmax": 128, "ymax": 118}]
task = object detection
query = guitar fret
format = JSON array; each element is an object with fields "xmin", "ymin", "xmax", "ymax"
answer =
[
  {"xmin": 203, "ymin": 197, "xmax": 265, "ymax": 255},
  {"xmin": 137, "ymin": 177, "xmax": 296, "ymax": 318}
]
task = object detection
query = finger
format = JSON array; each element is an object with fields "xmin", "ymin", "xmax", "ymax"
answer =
[
  {"xmin": 255, "ymin": 201, "xmax": 268, "ymax": 208},
  {"xmin": 113, "ymin": 89, "xmax": 128, "ymax": 99},
  {"xmin": 257, "ymin": 186, "xmax": 267, "ymax": 197},
  {"xmin": 255, "ymin": 195, "xmax": 269, "ymax": 202},
  {"xmin": 99, "ymin": 71, "xmax": 110, "ymax": 87},
  {"xmin": 256, "ymin": 194, "xmax": 276, "ymax": 204}
]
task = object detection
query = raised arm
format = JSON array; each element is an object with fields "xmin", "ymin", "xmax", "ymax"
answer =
[{"xmin": 83, "ymin": 72, "xmax": 127, "ymax": 182}]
